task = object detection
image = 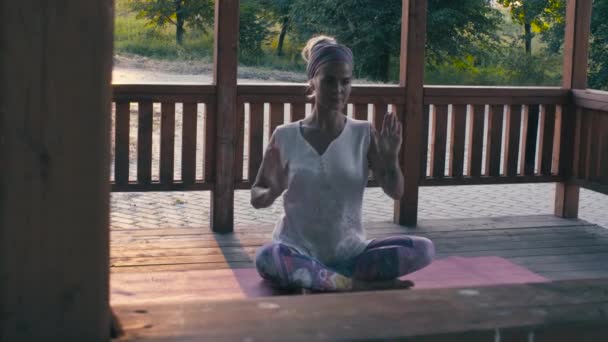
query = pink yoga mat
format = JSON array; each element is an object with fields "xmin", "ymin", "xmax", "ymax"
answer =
[{"xmin": 111, "ymin": 256, "xmax": 549, "ymax": 305}]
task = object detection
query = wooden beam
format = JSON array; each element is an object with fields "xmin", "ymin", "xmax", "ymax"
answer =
[
  {"xmin": 395, "ymin": 0, "xmax": 427, "ymax": 226},
  {"xmin": 555, "ymin": 0, "xmax": 592, "ymax": 218},
  {"xmin": 0, "ymin": 0, "xmax": 112, "ymax": 339},
  {"xmin": 211, "ymin": 0, "xmax": 239, "ymax": 233}
]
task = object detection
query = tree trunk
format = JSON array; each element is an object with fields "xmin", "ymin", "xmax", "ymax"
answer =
[
  {"xmin": 176, "ymin": 1, "xmax": 185, "ymax": 45},
  {"xmin": 524, "ymin": 22, "xmax": 532, "ymax": 54},
  {"xmin": 379, "ymin": 47, "xmax": 390, "ymax": 82},
  {"xmin": 277, "ymin": 16, "xmax": 289, "ymax": 56}
]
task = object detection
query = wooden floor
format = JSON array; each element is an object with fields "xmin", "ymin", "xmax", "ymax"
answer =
[
  {"xmin": 111, "ymin": 215, "xmax": 608, "ymax": 280},
  {"xmin": 110, "ymin": 215, "xmax": 608, "ymax": 341}
]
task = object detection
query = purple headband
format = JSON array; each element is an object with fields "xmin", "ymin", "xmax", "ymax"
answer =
[{"xmin": 306, "ymin": 43, "xmax": 354, "ymax": 80}]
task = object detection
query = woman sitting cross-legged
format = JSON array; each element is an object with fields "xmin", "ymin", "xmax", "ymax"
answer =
[{"xmin": 250, "ymin": 35, "xmax": 435, "ymax": 292}]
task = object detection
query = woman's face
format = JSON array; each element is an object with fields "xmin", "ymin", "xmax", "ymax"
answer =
[{"xmin": 311, "ymin": 61, "xmax": 352, "ymax": 112}]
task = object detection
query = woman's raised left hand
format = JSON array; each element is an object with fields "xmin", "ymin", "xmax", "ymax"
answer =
[{"xmin": 378, "ymin": 112, "xmax": 403, "ymax": 158}]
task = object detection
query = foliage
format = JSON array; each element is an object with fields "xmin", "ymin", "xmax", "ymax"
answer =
[
  {"xmin": 288, "ymin": 0, "xmax": 501, "ymax": 82},
  {"xmin": 589, "ymin": 0, "xmax": 608, "ymax": 90},
  {"xmin": 239, "ymin": 0, "xmax": 272, "ymax": 62},
  {"xmin": 497, "ymin": 0, "xmax": 566, "ymax": 54},
  {"xmin": 129, "ymin": 0, "xmax": 214, "ymax": 44}
]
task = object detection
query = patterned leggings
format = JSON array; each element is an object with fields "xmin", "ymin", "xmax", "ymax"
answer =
[{"xmin": 254, "ymin": 236, "xmax": 435, "ymax": 292}]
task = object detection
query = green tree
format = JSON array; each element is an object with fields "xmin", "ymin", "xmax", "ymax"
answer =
[
  {"xmin": 239, "ymin": 0, "xmax": 271, "ymax": 61},
  {"xmin": 130, "ymin": 0, "xmax": 214, "ymax": 45},
  {"xmin": 536, "ymin": 0, "xmax": 608, "ymax": 90},
  {"xmin": 497, "ymin": 0, "xmax": 565, "ymax": 54},
  {"xmin": 289, "ymin": 0, "xmax": 501, "ymax": 82},
  {"xmin": 259, "ymin": 0, "xmax": 293, "ymax": 56}
]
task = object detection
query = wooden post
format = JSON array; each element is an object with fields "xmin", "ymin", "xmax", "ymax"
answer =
[
  {"xmin": 211, "ymin": 0, "xmax": 239, "ymax": 232},
  {"xmin": 0, "ymin": 1, "xmax": 113, "ymax": 340},
  {"xmin": 555, "ymin": 0, "xmax": 592, "ymax": 218},
  {"xmin": 394, "ymin": 0, "xmax": 427, "ymax": 226}
]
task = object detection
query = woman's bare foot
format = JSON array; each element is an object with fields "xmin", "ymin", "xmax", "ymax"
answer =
[{"xmin": 351, "ymin": 278, "xmax": 414, "ymax": 291}]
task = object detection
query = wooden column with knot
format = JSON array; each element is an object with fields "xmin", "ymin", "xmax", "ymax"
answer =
[
  {"xmin": 555, "ymin": 0, "xmax": 593, "ymax": 218},
  {"xmin": 211, "ymin": 0, "xmax": 239, "ymax": 232},
  {"xmin": 394, "ymin": 0, "xmax": 428, "ymax": 226}
]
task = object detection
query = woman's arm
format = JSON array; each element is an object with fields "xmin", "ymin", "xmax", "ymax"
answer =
[
  {"xmin": 368, "ymin": 113, "xmax": 404, "ymax": 200},
  {"xmin": 250, "ymin": 136, "xmax": 288, "ymax": 209}
]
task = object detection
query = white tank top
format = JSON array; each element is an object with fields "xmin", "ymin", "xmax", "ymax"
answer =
[{"xmin": 271, "ymin": 117, "xmax": 372, "ymax": 266}]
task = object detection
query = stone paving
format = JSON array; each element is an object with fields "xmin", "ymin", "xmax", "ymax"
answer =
[{"xmin": 110, "ymin": 183, "xmax": 608, "ymax": 230}]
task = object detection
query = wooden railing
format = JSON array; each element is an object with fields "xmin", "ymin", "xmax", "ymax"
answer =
[
  {"xmin": 112, "ymin": 85, "xmax": 216, "ymax": 191},
  {"xmin": 111, "ymin": 84, "xmax": 573, "ymax": 192},
  {"xmin": 421, "ymin": 87, "xmax": 569, "ymax": 186},
  {"xmin": 572, "ymin": 89, "xmax": 608, "ymax": 195}
]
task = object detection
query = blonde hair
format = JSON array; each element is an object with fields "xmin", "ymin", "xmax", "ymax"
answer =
[
  {"xmin": 301, "ymin": 35, "xmax": 337, "ymax": 99},
  {"xmin": 301, "ymin": 35, "xmax": 337, "ymax": 63}
]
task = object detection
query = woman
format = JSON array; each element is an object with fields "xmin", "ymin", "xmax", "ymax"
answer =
[{"xmin": 251, "ymin": 36, "xmax": 434, "ymax": 292}]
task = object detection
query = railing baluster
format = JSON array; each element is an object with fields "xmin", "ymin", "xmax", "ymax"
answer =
[
  {"xmin": 540, "ymin": 105, "xmax": 556, "ymax": 176},
  {"xmin": 115, "ymin": 101, "xmax": 130, "ymax": 185},
  {"xmin": 234, "ymin": 102, "xmax": 245, "ymax": 182},
  {"xmin": 506, "ymin": 105, "xmax": 522, "ymax": 176},
  {"xmin": 470, "ymin": 105, "xmax": 485, "ymax": 177},
  {"xmin": 181, "ymin": 102, "xmax": 197, "ymax": 184},
  {"xmin": 138, "ymin": 101, "xmax": 153, "ymax": 184},
  {"xmin": 600, "ymin": 113, "xmax": 608, "ymax": 184},
  {"xmin": 450, "ymin": 104, "xmax": 467, "ymax": 178},
  {"xmin": 249, "ymin": 103, "xmax": 264, "ymax": 182},
  {"xmin": 160, "ymin": 102, "xmax": 175, "ymax": 184},
  {"xmin": 291, "ymin": 103, "xmax": 305, "ymax": 122},
  {"xmin": 487, "ymin": 105, "xmax": 504, "ymax": 177},
  {"xmin": 354, "ymin": 103, "xmax": 368, "ymax": 121},
  {"xmin": 204, "ymin": 101, "xmax": 216, "ymax": 183},
  {"xmin": 433, "ymin": 105, "xmax": 448, "ymax": 178},
  {"xmin": 420, "ymin": 105, "xmax": 430, "ymax": 178},
  {"xmin": 373, "ymin": 103, "xmax": 389, "ymax": 131},
  {"xmin": 588, "ymin": 111, "xmax": 599, "ymax": 181},
  {"xmin": 270, "ymin": 102, "xmax": 283, "ymax": 136}
]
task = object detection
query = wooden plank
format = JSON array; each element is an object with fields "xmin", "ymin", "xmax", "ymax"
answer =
[
  {"xmin": 420, "ymin": 175, "xmax": 560, "ymax": 186},
  {"xmin": 204, "ymin": 101, "xmax": 216, "ymax": 183},
  {"xmin": 394, "ymin": 0, "xmax": 427, "ymax": 226},
  {"xmin": 137, "ymin": 101, "xmax": 153, "ymax": 184},
  {"xmin": 586, "ymin": 111, "xmax": 599, "ymax": 180},
  {"xmin": 113, "ymin": 84, "xmax": 216, "ymax": 96},
  {"xmin": 450, "ymin": 105, "xmax": 467, "ymax": 177},
  {"xmin": 248, "ymin": 103, "xmax": 265, "ymax": 182},
  {"xmin": 601, "ymin": 113, "xmax": 608, "ymax": 184},
  {"xmin": 540, "ymin": 105, "xmax": 556, "ymax": 175},
  {"xmin": 160, "ymin": 102, "xmax": 175, "ymax": 183},
  {"xmin": 269, "ymin": 102, "xmax": 283, "ymax": 136},
  {"xmin": 115, "ymin": 102, "xmax": 130, "ymax": 185},
  {"xmin": 469, "ymin": 105, "xmax": 485, "ymax": 177},
  {"xmin": 291, "ymin": 102, "xmax": 305, "ymax": 122},
  {"xmin": 572, "ymin": 89, "xmax": 608, "ymax": 111},
  {"xmin": 1, "ymin": 1, "xmax": 112, "ymax": 338},
  {"xmin": 112, "ymin": 182, "xmax": 213, "ymax": 192},
  {"xmin": 580, "ymin": 109, "xmax": 592, "ymax": 179},
  {"xmin": 234, "ymin": 102, "xmax": 245, "ymax": 182},
  {"xmin": 432, "ymin": 105, "xmax": 448, "ymax": 178},
  {"xmin": 487, "ymin": 105, "xmax": 504, "ymax": 177},
  {"xmin": 420, "ymin": 105, "xmax": 431, "ymax": 178},
  {"xmin": 113, "ymin": 280, "xmax": 608, "ymax": 341},
  {"xmin": 181, "ymin": 103, "xmax": 197, "ymax": 184},
  {"xmin": 354, "ymin": 103, "xmax": 368, "ymax": 121},
  {"xmin": 506, "ymin": 105, "xmax": 522, "ymax": 176},
  {"xmin": 424, "ymin": 86, "xmax": 568, "ymax": 98}
]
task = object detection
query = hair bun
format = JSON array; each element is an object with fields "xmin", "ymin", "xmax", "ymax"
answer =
[{"xmin": 301, "ymin": 35, "xmax": 337, "ymax": 62}]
